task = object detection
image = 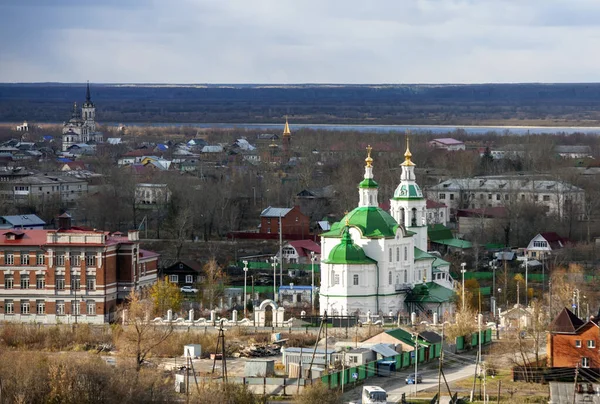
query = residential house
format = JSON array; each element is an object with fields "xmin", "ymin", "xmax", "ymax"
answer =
[
  {"xmin": 0, "ymin": 215, "xmax": 46, "ymax": 230},
  {"xmin": 426, "ymin": 175, "xmax": 585, "ymax": 219},
  {"xmin": 280, "ymin": 240, "xmax": 321, "ymax": 264},
  {"xmin": 260, "ymin": 206, "xmax": 310, "ymax": 237},
  {"xmin": 295, "ymin": 186, "xmax": 336, "ymax": 223},
  {"xmin": 161, "ymin": 260, "xmax": 204, "ymax": 286},
  {"xmin": 526, "ymin": 232, "xmax": 569, "ymax": 260},
  {"xmin": 498, "ymin": 304, "xmax": 535, "ymax": 329},
  {"xmin": 362, "ymin": 328, "xmax": 433, "ymax": 355},
  {"xmin": 0, "ymin": 217, "xmax": 159, "ymax": 324},
  {"xmin": 555, "ymin": 145, "xmax": 593, "ymax": 159},
  {"xmin": 547, "ymin": 308, "xmax": 600, "ymax": 368},
  {"xmin": 0, "ymin": 174, "xmax": 89, "ymax": 205},
  {"xmin": 428, "ymin": 138, "xmax": 466, "ymax": 151},
  {"xmin": 60, "ymin": 161, "xmax": 86, "ymax": 171},
  {"xmin": 278, "ymin": 285, "xmax": 313, "ymax": 308},
  {"xmin": 135, "ymin": 183, "xmax": 171, "ymax": 205},
  {"xmin": 426, "ymin": 199, "xmax": 449, "ymax": 226}
]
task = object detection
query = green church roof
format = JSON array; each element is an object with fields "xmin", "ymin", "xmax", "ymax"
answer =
[
  {"xmin": 392, "ymin": 183, "xmax": 424, "ymax": 200},
  {"xmin": 322, "ymin": 207, "xmax": 399, "ymax": 239},
  {"xmin": 323, "ymin": 226, "xmax": 376, "ymax": 265},
  {"xmin": 359, "ymin": 178, "xmax": 379, "ymax": 189}
]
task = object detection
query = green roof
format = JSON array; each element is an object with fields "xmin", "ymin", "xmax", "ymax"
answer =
[
  {"xmin": 358, "ymin": 178, "xmax": 379, "ymax": 189},
  {"xmin": 322, "ymin": 207, "xmax": 399, "ymax": 239},
  {"xmin": 392, "ymin": 183, "xmax": 424, "ymax": 200},
  {"xmin": 405, "ymin": 282, "xmax": 456, "ymax": 304},
  {"xmin": 432, "ymin": 257, "xmax": 450, "ymax": 269},
  {"xmin": 427, "ymin": 224, "xmax": 454, "ymax": 241},
  {"xmin": 433, "ymin": 238, "xmax": 472, "ymax": 249},
  {"xmin": 414, "ymin": 247, "xmax": 436, "ymax": 261},
  {"xmin": 384, "ymin": 328, "xmax": 430, "ymax": 347},
  {"xmin": 323, "ymin": 226, "xmax": 376, "ymax": 265}
]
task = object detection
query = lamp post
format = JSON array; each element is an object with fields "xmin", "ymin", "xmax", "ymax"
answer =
[
  {"xmin": 460, "ymin": 263, "xmax": 467, "ymax": 311},
  {"xmin": 492, "ymin": 263, "xmax": 497, "ymax": 302},
  {"xmin": 524, "ymin": 255, "xmax": 529, "ymax": 307},
  {"xmin": 271, "ymin": 256, "xmax": 278, "ymax": 302},
  {"xmin": 311, "ymin": 251, "xmax": 316, "ymax": 315},
  {"xmin": 573, "ymin": 289, "xmax": 580, "ymax": 318},
  {"xmin": 497, "ymin": 288, "xmax": 502, "ymax": 317},
  {"xmin": 243, "ymin": 260, "xmax": 248, "ymax": 319}
]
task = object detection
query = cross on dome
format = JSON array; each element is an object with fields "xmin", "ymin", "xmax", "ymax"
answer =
[{"xmin": 365, "ymin": 144, "xmax": 373, "ymax": 167}]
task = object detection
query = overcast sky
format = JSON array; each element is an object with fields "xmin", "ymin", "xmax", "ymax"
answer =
[{"xmin": 1, "ymin": 0, "xmax": 600, "ymax": 83}]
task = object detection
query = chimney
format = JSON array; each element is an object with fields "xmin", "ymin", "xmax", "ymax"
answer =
[
  {"xmin": 57, "ymin": 212, "xmax": 72, "ymax": 230},
  {"xmin": 128, "ymin": 230, "xmax": 139, "ymax": 241}
]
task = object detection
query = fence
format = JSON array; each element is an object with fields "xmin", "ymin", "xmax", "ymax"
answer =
[{"xmin": 455, "ymin": 329, "xmax": 493, "ymax": 352}]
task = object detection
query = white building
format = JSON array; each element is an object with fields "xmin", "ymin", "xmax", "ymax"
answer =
[
  {"xmin": 319, "ymin": 144, "xmax": 454, "ymax": 318},
  {"xmin": 426, "ymin": 176, "xmax": 585, "ymax": 219},
  {"xmin": 61, "ymin": 83, "xmax": 103, "ymax": 152},
  {"xmin": 428, "ymin": 138, "xmax": 465, "ymax": 151},
  {"xmin": 135, "ymin": 183, "xmax": 171, "ymax": 205}
]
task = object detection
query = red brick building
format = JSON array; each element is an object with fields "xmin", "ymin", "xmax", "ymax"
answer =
[
  {"xmin": 0, "ymin": 216, "xmax": 159, "ymax": 324},
  {"xmin": 547, "ymin": 308, "xmax": 600, "ymax": 368},
  {"xmin": 260, "ymin": 206, "xmax": 310, "ymax": 237}
]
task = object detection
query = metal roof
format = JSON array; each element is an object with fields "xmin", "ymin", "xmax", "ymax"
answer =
[
  {"xmin": 370, "ymin": 343, "xmax": 399, "ymax": 358},
  {"xmin": 260, "ymin": 206, "xmax": 292, "ymax": 218},
  {"xmin": 1, "ymin": 215, "xmax": 45, "ymax": 227}
]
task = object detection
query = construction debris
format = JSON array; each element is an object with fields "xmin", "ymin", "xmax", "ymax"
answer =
[{"xmin": 236, "ymin": 344, "xmax": 281, "ymax": 358}]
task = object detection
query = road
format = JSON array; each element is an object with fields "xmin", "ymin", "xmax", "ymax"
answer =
[{"xmin": 342, "ymin": 359, "xmax": 477, "ymax": 404}]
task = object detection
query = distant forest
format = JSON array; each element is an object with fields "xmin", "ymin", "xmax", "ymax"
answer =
[{"xmin": 3, "ymin": 83, "xmax": 600, "ymax": 125}]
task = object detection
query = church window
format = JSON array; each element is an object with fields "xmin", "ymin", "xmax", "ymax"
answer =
[
  {"xmin": 396, "ymin": 248, "xmax": 400, "ymax": 261},
  {"xmin": 353, "ymin": 275, "xmax": 359, "ymax": 286},
  {"xmin": 334, "ymin": 274, "xmax": 340, "ymax": 285},
  {"xmin": 331, "ymin": 270, "xmax": 335, "ymax": 285},
  {"xmin": 389, "ymin": 248, "xmax": 392, "ymax": 262},
  {"xmin": 404, "ymin": 271, "xmax": 407, "ymax": 283},
  {"xmin": 388, "ymin": 271, "xmax": 392, "ymax": 285},
  {"xmin": 404, "ymin": 246, "xmax": 408, "ymax": 261},
  {"xmin": 411, "ymin": 209, "xmax": 417, "ymax": 227}
]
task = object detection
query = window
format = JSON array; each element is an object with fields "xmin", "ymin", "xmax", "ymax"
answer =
[
  {"xmin": 533, "ymin": 195, "xmax": 539, "ymax": 201},
  {"xmin": 404, "ymin": 246, "xmax": 408, "ymax": 261},
  {"xmin": 5, "ymin": 253, "xmax": 14, "ymax": 265},
  {"xmin": 56, "ymin": 253, "xmax": 65, "ymax": 266},
  {"xmin": 396, "ymin": 247, "xmax": 400, "ymax": 262},
  {"xmin": 85, "ymin": 253, "xmax": 96, "ymax": 267},
  {"xmin": 20, "ymin": 252, "xmax": 29, "ymax": 265},
  {"xmin": 71, "ymin": 275, "xmax": 80, "ymax": 291},
  {"xmin": 353, "ymin": 274, "xmax": 359, "ymax": 286},
  {"xmin": 389, "ymin": 248, "xmax": 392, "ymax": 262},
  {"xmin": 71, "ymin": 253, "xmax": 81, "ymax": 267},
  {"xmin": 20, "ymin": 274, "xmax": 29, "ymax": 289},
  {"xmin": 521, "ymin": 194, "xmax": 525, "ymax": 200},
  {"xmin": 86, "ymin": 277, "xmax": 96, "ymax": 291},
  {"xmin": 505, "ymin": 194, "xmax": 509, "ymax": 200},
  {"xmin": 36, "ymin": 300, "xmax": 45, "ymax": 315},
  {"xmin": 588, "ymin": 340, "xmax": 596, "ymax": 348},
  {"xmin": 87, "ymin": 301, "xmax": 96, "ymax": 315},
  {"xmin": 488, "ymin": 194, "xmax": 492, "ymax": 200},
  {"xmin": 582, "ymin": 357, "xmax": 590, "ymax": 368},
  {"xmin": 388, "ymin": 271, "xmax": 392, "ymax": 285},
  {"xmin": 496, "ymin": 194, "xmax": 501, "ymax": 201},
  {"xmin": 56, "ymin": 276, "xmax": 65, "ymax": 290},
  {"xmin": 71, "ymin": 301, "xmax": 80, "ymax": 315},
  {"xmin": 449, "ymin": 194, "xmax": 454, "ymax": 200},
  {"xmin": 533, "ymin": 241, "xmax": 547, "ymax": 248},
  {"xmin": 36, "ymin": 275, "xmax": 45, "ymax": 289},
  {"xmin": 169, "ymin": 275, "xmax": 178, "ymax": 283},
  {"xmin": 404, "ymin": 270, "xmax": 408, "ymax": 283},
  {"xmin": 479, "ymin": 194, "xmax": 484, "ymax": 199},
  {"xmin": 36, "ymin": 253, "xmax": 45, "ymax": 265},
  {"xmin": 185, "ymin": 275, "xmax": 193, "ymax": 284},
  {"xmin": 4, "ymin": 300, "xmax": 13, "ymax": 314},
  {"xmin": 575, "ymin": 340, "xmax": 582, "ymax": 348},
  {"xmin": 438, "ymin": 193, "xmax": 446, "ymax": 199},
  {"xmin": 333, "ymin": 274, "xmax": 340, "ymax": 285},
  {"xmin": 56, "ymin": 300, "xmax": 65, "ymax": 315},
  {"xmin": 543, "ymin": 195, "xmax": 550, "ymax": 202},
  {"xmin": 4, "ymin": 275, "xmax": 13, "ymax": 289},
  {"xmin": 20, "ymin": 301, "xmax": 30, "ymax": 315}
]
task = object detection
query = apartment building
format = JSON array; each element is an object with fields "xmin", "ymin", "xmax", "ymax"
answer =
[{"xmin": 0, "ymin": 215, "xmax": 158, "ymax": 324}]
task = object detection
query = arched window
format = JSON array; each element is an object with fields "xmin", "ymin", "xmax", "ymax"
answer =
[
  {"xmin": 404, "ymin": 246, "xmax": 408, "ymax": 261},
  {"xmin": 389, "ymin": 248, "xmax": 392, "ymax": 262},
  {"xmin": 396, "ymin": 247, "xmax": 400, "ymax": 261},
  {"xmin": 411, "ymin": 208, "xmax": 417, "ymax": 226},
  {"xmin": 388, "ymin": 271, "xmax": 392, "ymax": 285}
]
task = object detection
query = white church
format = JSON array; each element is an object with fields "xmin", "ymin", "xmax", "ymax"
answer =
[
  {"xmin": 62, "ymin": 82, "xmax": 103, "ymax": 151},
  {"xmin": 319, "ymin": 142, "xmax": 456, "ymax": 320}
]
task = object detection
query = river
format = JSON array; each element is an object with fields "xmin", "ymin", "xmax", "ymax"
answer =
[{"xmin": 112, "ymin": 122, "xmax": 600, "ymax": 135}]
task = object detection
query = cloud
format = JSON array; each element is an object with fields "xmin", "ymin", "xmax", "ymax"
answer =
[{"xmin": 1, "ymin": 0, "xmax": 600, "ymax": 83}]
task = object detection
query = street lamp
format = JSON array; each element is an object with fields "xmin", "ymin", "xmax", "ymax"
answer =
[
  {"xmin": 524, "ymin": 254, "xmax": 529, "ymax": 307},
  {"xmin": 271, "ymin": 256, "xmax": 278, "ymax": 302},
  {"xmin": 310, "ymin": 251, "xmax": 316, "ymax": 315},
  {"xmin": 497, "ymin": 288, "xmax": 502, "ymax": 316},
  {"xmin": 460, "ymin": 263, "xmax": 467, "ymax": 311},
  {"xmin": 243, "ymin": 261, "xmax": 248, "ymax": 318},
  {"xmin": 492, "ymin": 263, "xmax": 497, "ymax": 302},
  {"xmin": 573, "ymin": 289, "xmax": 580, "ymax": 318}
]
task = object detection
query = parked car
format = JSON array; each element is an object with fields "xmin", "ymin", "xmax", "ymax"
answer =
[
  {"xmin": 405, "ymin": 373, "xmax": 423, "ymax": 384},
  {"xmin": 180, "ymin": 286, "xmax": 199, "ymax": 293}
]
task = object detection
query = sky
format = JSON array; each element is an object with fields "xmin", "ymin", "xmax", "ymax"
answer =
[{"xmin": 1, "ymin": 0, "xmax": 600, "ymax": 84}]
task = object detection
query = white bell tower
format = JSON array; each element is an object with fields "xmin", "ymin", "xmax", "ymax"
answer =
[
  {"xmin": 390, "ymin": 136, "xmax": 428, "ymax": 251},
  {"xmin": 358, "ymin": 145, "xmax": 379, "ymax": 208}
]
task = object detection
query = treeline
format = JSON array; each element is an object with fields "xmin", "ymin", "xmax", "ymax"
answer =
[{"xmin": 4, "ymin": 83, "xmax": 600, "ymax": 124}]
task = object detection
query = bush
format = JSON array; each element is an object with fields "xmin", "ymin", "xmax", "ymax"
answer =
[
  {"xmin": 191, "ymin": 382, "xmax": 261, "ymax": 404},
  {"xmin": 293, "ymin": 382, "xmax": 342, "ymax": 404}
]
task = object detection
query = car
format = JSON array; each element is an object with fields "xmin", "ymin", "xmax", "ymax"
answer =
[
  {"xmin": 180, "ymin": 286, "xmax": 198, "ymax": 293},
  {"xmin": 405, "ymin": 373, "xmax": 423, "ymax": 384}
]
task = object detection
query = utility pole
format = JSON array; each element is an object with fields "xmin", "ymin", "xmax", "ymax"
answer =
[
  {"xmin": 437, "ymin": 323, "xmax": 444, "ymax": 403},
  {"xmin": 414, "ymin": 332, "xmax": 419, "ymax": 397},
  {"xmin": 211, "ymin": 322, "xmax": 227, "ymax": 381},
  {"xmin": 342, "ymin": 350, "xmax": 346, "ymax": 393},
  {"xmin": 573, "ymin": 363, "xmax": 579, "ymax": 404},
  {"xmin": 279, "ymin": 212, "xmax": 283, "ymax": 293}
]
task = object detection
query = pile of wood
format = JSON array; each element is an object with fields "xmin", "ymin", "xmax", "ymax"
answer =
[{"xmin": 235, "ymin": 344, "xmax": 281, "ymax": 358}]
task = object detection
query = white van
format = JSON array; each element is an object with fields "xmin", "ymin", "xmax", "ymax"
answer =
[{"xmin": 361, "ymin": 385, "xmax": 388, "ymax": 403}]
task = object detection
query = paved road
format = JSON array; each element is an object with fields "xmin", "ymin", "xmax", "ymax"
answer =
[{"xmin": 342, "ymin": 360, "xmax": 477, "ymax": 403}]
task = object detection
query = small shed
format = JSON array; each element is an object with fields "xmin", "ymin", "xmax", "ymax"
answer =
[
  {"xmin": 333, "ymin": 348, "xmax": 375, "ymax": 366},
  {"xmin": 183, "ymin": 344, "xmax": 201, "ymax": 359},
  {"xmin": 244, "ymin": 359, "xmax": 275, "ymax": 377}
]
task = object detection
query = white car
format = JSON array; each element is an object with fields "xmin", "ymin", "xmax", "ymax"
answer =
[{"xmin": 180, "ymin": 286, "xmax": 199, "ymax": 293}]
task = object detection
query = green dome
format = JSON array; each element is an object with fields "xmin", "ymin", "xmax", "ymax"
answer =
[
  {"xmin": 324, "ymin": 226, "xmax": 376, "ymax": 265},
  {"xmin": 322, "ymin": 207, "xmax": 399, "ymax": 239},
  {"xmin": 392, "ymin": 183, "xmax": 423, "ymax": 200},
  {"xmin": 359, "ymin": 178, "xmax": 379, "ymax": 189}
]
